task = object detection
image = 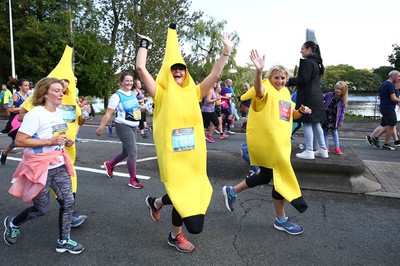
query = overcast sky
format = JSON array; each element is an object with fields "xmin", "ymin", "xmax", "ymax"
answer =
[{"xmin": 190, "ymin": 0, "xmax": 398, "ymax": 70}]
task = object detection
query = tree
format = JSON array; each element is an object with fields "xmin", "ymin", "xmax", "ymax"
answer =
[
  {"xmin": 388, "ymin": 43, "xmax": 400, "ymax": 69},
  {"xmin": 0, "ymin": 0, "xmax": 114, "ymax": 99},
  {"xmin": 322, "ymin": 64, "xmax": 381, "ymax": 93}
]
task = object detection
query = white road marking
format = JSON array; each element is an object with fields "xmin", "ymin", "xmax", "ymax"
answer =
[{"xmin": 3, "ymin": 156, "xmax": 154, "ymax": 180}]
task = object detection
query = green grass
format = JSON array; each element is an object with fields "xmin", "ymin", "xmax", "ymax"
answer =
[{"xmin": 344, "ymin": 113, "xmax": 379, "ymax": 122}]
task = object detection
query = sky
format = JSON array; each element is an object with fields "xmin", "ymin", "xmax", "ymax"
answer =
[{"xmin": 189, "ymin": 0, "xmax": 398, "ymax": 70}]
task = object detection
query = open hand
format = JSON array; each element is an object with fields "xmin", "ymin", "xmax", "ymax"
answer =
[
  {"xmin": 220, "ymin": 32, "xmax": 234, "ymax": 53},
  {"xmin": 250, "ymin": 49, "xmax": 265, "ymax": 71}
]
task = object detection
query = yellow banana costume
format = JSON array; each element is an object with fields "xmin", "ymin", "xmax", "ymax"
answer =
[
  {"xmin": 20, "ymin": 44, "xmax": 80, "ymax": 192},
  {"xmin": 153, "ymin": 25, "xmax": 212, "ymax": 218},
  {"xmin": 246, "ymin": 79, "xmax": 307, "ymax": 212}
]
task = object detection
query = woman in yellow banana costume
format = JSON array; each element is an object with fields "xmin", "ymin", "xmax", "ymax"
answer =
[
  {"xmin": 136, "ymin": 23, "xmax": 233, "ymax": 252},
  {"xmin": 18, "ymin": 44, "xmax": 87, "ymax": 227},
  {"xmin": 223, "ymin": 49, "xmax": 310, "ymax": 236}
]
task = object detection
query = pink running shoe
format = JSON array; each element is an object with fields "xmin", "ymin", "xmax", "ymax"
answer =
[
  {"xmin": 128, "ymin": 179, "xmax": 143, "ymax": 189},
  {"xmin": 220, "ymin": 133, "xmax": 229, "ymax": 139},
  {"xmin": 205, "ymin": 135, "xmax": 215, "ymax": 143},
  {"xmin": 103, "ymin": 161, "xmax": 114, "ymax": 178},
  {"xmin": 334, "ymin": 147, "xmax": 343, "ymax": 155},
  {"xmin": 168, "ymin": 232, "xmax": 195, "ymax": 253}
]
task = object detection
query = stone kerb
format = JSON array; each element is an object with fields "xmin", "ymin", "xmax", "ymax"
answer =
[{"xmin": 291, "ymin": 147, "xmax": 381, "ymax": 193}]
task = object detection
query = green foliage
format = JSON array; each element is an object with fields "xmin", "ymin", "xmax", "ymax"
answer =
[
  {"xmin": 388, "ymin": 43, "xmax": 400, "ymax": 69},
  {"xmin": 373, "ymin": 66, "xmax": 395, "ymax": 81},
  {"xmin": 1, "ymin": 0, "xmax": 399, "ymax": 101},
  {"xmin": 321, "ymin": 65, "xmax": 381, "ymax": 93}
]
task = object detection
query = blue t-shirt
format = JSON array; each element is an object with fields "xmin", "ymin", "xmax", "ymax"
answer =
[{"xmin": 379, "ymin": 80, "xmax": 396, "ymax": 110}]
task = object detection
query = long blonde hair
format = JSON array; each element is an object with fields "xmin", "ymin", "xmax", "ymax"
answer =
[{"xmin": 334, "ymin": 81, "xmax": 348, "ymax": 105}]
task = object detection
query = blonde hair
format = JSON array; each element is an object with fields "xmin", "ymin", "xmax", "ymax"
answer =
[
  {"xmin": 267, "ymin": 65, "xmax": 290, "ymax": 79},
  {"xmin": 334, "ymin": 81, "xmax": 348, "ymax": 105},
  {"xmin": 31, "ymin": 77, "xmax": 64, "ymax": 106}
]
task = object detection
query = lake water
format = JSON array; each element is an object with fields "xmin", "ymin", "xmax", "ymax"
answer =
[{"xmin": 89, "ymin": 94, "xmax": 399, "ymax": 120}]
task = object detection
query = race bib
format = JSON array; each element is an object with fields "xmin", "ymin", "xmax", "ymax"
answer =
[
  {"xmin": 279, "ymin": 100, "xmax": 291, "ymax": 122},
  {"xmin": 172, "ymin": 127, "xmax": 195, "ymax": 152},
  {"xmin": 60, "ymin": 104, "xmax": 76, "ymax": 123}
]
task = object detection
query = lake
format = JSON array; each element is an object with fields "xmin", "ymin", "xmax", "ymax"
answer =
[{"xmin": 89, "ymin": 94, "xmax": 399, "ymax": 120}]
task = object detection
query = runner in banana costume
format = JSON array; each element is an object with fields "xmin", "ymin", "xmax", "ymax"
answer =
[
  {"xmin": 136, "ymin": 23, "xmax": 233, "ymax": 252},
  {"xmin": 222, "ymin": 50, "xmax": 309, "ymax": 236}
]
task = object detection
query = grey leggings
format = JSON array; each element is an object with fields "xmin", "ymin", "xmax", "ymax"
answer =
[
  {"xmin": 13, "ymin": 165, "xmax": 74, "ymax": 241},
  {"xmin": 110, "ymin": 122, "xmax": 138, "ymax": 181}
]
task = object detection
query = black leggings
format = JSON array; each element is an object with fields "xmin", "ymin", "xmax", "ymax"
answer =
[
  {"xmin": 245, "ymin": 167, "xmax": 284, "ymax": 200},
  {"xmin": 161, "ymin": 194, "xmax": 204, "ymax": 234},
  {"xmin": 139, "ymin": 111, "xmax": 147, "ymax": 130}
]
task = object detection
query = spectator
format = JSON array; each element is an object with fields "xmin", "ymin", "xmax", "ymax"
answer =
[
  {"xmin": 321, "ymin": 81, "xmax": 348, "ymax": 154},
  {"xmin": 288, "ymin": 41, "xmax": 328, "ymax": 160}
]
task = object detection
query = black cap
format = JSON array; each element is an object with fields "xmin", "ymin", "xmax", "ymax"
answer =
[{"xmin": 169, "ymin": 23, "xmax": 176, "ymax": 29}]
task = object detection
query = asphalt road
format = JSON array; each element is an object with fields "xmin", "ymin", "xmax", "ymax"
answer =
[{"xmin": 0, "ymin": 124, "xmax": 399, "ymax": 265}]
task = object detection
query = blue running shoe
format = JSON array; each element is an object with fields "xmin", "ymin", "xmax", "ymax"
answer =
[
  {"xmin": 273, "ymin": 218, "xmax": 304, "ymax": 235},
  {"xmin": 56, "ymin": 238, "xmax": 84, "ymax": 254},
  {"xmin": 71, "ymin": 212, "xmax": 87, "ymax": 228},
  {"xmin": 107, "ymin": 125, "xmax": 113, "ymax": 136},
  {"xmin": 3, "ymin": 216, "xmax": 20, "ymax": 245},
  {"xmin": 222, "ymin": 186, "xmax": 236, "ymax": 211}
]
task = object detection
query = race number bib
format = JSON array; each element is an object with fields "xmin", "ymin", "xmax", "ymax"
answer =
[
  {"xmin": 60, "ymin": 104, "xmax": 76, "ymax": 123},
  {"xmin": 172, "ymin": 127, "xmax": 195, "ymax": 152},
  {"xmin": 279, "ymin": 100, "xmax": 291, "ymax": 122}
]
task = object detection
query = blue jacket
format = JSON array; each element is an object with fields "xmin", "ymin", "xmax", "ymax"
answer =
[{"xmin": 323, "ymin": 92, "xmax": 347, "ymax": 128}]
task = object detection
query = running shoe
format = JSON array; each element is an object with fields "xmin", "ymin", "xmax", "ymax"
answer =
[
  {"xmin": 224, "ymin": 130, "xmax": 235, "ymax": 135},
  {"xmin": 205, "ymin": 135, "xmax": 215, "ymax": 143},
  {"xmin": 128, "ymin": 179, "xmax": 143, "ymax": 189},
  {"xmin": 365, "ymin": 135, "xmax": 373, "ymax": 146},
  {"xmin": 382, "ymin": 144, "xmax": 396, "ymax": 151},
  {"xmin": 145, "ymin": 196, "xmax": 161, "ymax": 222},
  {"xmin": 167, "ymin": 232, "xmax": 195, "ymax": 253},
  {"xmin": 71, "ymin": 212, "xmax": 87, "ymax": 228},
  {"xmin": 334, "ymin": 147, "xmax": 343, "ymax": 155},
  {"xmin": 222, "ymin": 186, "xmax": 236, "ymax": 211},
  {"xmin": 56, "ymin": 238, "xmax": 84, "ymax": 254},
  {"xmin": 371, "ymin": 137, "xmax": 380, "ymax": 148},
  {"xmin": 273, "ymin": 218, "xmax": 304, "ymax": 235},
  {"xmin": 314, "ymin": 148, "xmax": 329, "ymax": 158},
  {"xmin": 220, "ymin": 133, "xmax": 229, "ymax": 139},
  {"xmin": 3, "ymin": 216, "xmax": 20, "ymax": 245},
  {"xmin": 107, "ymin": 125, "xmax": 113, "ymax": 136},
  {"xmin": 296, "ymin": 150, "xmax": 315, "ymax": 160},
  {"xmin": 103, "ymin": 161, "xmax": 114, "ymax": 178},
  {"xmin": 1, "ymin": 151, "xmax": 7, "ymax": 165}
]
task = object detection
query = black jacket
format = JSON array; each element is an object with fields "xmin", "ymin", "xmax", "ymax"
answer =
[{"xmin": 288, "ymin": 55, "xmax": 326, "ymax": 123}]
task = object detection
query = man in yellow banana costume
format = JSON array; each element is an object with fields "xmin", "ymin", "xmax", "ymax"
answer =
[
  {"xmin": 19, "ymin": 44, "xmax": 87, "ymax": 227},
  {"xmin": 136, "ymin": 24, "xmax": 233, "ymax": 253},
  {"xmin": 223, "ymin": 49, "xmax": 310, "ymax": 235}
]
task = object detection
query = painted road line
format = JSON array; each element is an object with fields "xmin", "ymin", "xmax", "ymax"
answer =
[{"xmin": 3, "ymin": 157, "xmax": 152, "ymax": 180}]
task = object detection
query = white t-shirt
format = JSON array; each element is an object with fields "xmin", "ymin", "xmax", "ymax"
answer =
[
  {"xmin": 19, "ymin": 106, "xmax": 68, "ymax": 169},
  {"xmin": 108, "ymin": 89, "xmax": 140, "ymax": 127}
]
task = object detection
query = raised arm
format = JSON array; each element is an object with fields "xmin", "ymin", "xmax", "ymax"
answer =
[
  {"xmin": 136, "ymin": 34, "xmax": 156, "ymax": 98},
  {"xmin": 200, "ymin": 33, "xmax": 234, "ymax": 97},
  {"xmin": 249, "ymin": 49, "xmax": 265, "ymax": 98}
]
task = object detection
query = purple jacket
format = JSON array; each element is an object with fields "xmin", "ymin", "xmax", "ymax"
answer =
[{"xmin": 323, "ymin": 92, "xmax": 347, "ymax": 127}]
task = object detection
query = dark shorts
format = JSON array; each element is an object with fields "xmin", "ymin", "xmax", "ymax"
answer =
[
  {"xmin": 380, "ymin": 108, "xmax": 397, "ymax": 127},
  {"xmin": 215, "ymin": 106, "xmax": 221, "ymax": 117},
  {"xmin": 221, "ymin": 108, "xmax": 232, "ymax": 117},
  {"xmin": 202, "ymin": 111, "xmax": 219, "ymax": 128}
]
